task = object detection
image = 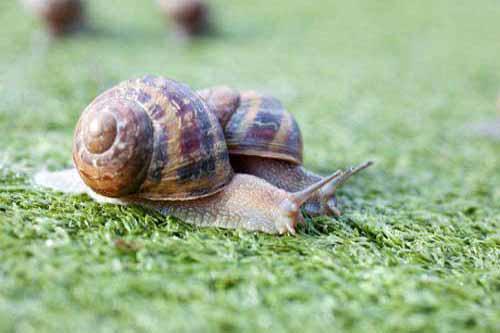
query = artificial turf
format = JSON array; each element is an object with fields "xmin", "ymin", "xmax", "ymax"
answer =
[{"xmin": 0, "ymin": 0, "xmax": 499, "ymax": 332}]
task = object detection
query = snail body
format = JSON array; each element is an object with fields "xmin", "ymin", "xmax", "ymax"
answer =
[
  {"xmin": 36, "ymin": 169, "xmax": 347, "ymax": 234},
  {"xmin": 36, "ymin": 75, "xmax": 361, "ymax": 234},
  {"xmin": 230, "ymin": 155, "xmax": 339, "ymax": 215},
  {"xmin": 157, "ymin": 0, "xmax": 210, "ymax": 37},
  {"xmin": 23, "ymin": 0, "xmax": 85, "ymax": 36},
  {"xmin": 197, "ymin": 86, "xmax": 370, "ymax": 217}
]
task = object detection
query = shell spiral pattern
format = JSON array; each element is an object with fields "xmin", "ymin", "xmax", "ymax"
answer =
[{"xmin": 73, "ymin": 75, "xmax": 233, "ymax": 200}]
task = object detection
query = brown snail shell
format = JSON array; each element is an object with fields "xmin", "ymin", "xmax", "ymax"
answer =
[
  {"xmin": 199, "ymin": 87, "xmax": 303, "ymax": 165},
  {"xmin": 158, "ymin": 0, "xmax": 210, "ymax": 36},
  {"xmin": 73, "ymin": 75, "xmax": 233, "ymax": 200},
  {"xmin": 24, "ymin": 0, "xmax": 85, "ymax": 36},
  {"xmin": 197, "ymin": 86, "xmax": 240, "ymax": 128}
]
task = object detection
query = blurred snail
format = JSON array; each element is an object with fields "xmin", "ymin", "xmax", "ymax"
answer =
[
  {"xmin": 22, "ymin": 0, "xmax": 85, "ymax": 36},
  {"xmin": 35, "ymin": 75, "xmax": 370, "ymax": 234},
  {"xmin": 157, "ymin": 0, "xmax": 210, "ymax": 37},
  {"xmin": 197, "ymin": 86, "xmax": 371, "ymax": 217}
]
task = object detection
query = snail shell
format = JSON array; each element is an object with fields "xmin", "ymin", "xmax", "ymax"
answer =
[
  {"xmin": 24, "ymin": 0, "xmax": 85, "ymax": 36},
  {"xmin": 73, "ymin": 75, "xmax": 233, "ymax": 200},
  {"xmin": 199, "ymin": 87, "xmax": 303, "ymax": 165},
  {"xmin": 197, "ymin": 86, "xmax": 241, "ymax": 128},
  {"xmin": 158, "ymin": 0, "xmax": 210, "ymax": 36}
]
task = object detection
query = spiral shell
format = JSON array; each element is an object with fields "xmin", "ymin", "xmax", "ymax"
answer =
[
  {"xmin": 222, "ymin": 90, "xmax": 303, "ymax": 165},
  {"xmin": 73, "ymin": 75, "xmax": 233, "ymax": 200}
]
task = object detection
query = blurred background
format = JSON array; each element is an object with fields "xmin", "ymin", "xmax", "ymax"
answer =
[
  {"xmin": 0, "ymin": 1, "xmax": 499, "ymax": 332},
  {"xmin": 1, "ymin": 0, "xmax": 500, "ymax": 177}
]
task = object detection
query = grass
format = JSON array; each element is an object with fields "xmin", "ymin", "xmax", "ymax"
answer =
[{"xmin": 1, "ymin": 0, "xmax": 500, "ymax": 332}]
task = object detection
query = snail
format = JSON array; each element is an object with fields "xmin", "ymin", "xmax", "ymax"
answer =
[
  {"xmin": 157, "ymin": 0, "xmax": 210, "ymax": 37},
  {"xmin": 22, "ymin": 0, "xmax": 85, "ymax": 37},
  {"xmin": 197, "ymin": 86, "xmax": 371, "ymax": 217},
  {"xmin": 35, "ymin": 75, "xmax": 371, "ymax": 234}
]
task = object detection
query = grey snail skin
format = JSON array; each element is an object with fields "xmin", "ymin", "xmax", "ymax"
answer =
[
  {"xmin": 197, "ymin": 86, "xmax": 372, "ymax": 217},
  {"xmin": 35, "ymin": 75, "xmax": 372, "ymax": 234}
]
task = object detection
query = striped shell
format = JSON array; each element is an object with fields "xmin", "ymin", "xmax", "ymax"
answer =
[
  {"xmin": 221, "ymin": 90, "xmax": 303, "ymax": 165},
  {"xmin": 73, "ymin": 75, "xmax": 233, "ymax": 200},
  {"xmin": 197, "ymin": 86, "xmax": 240, "ymax": 128}
]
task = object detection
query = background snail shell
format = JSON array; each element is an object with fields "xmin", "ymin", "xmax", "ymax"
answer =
[
  {"xmin": 23, "ymin": 0, "xmax": 85, "ymax": 36},
  {"xmin": 158, "ymin": 0, "xmax": 210, "ymax": 36},
  {"xmin": 73, "ymin": 75, "xmax": 233, "ymax": 200}
]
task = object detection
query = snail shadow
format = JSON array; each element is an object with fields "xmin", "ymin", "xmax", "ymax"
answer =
[
  {"xmin": 30, "ymin": 17, "xmax": 269, "ymax": 51},
  {"xmin": 208, "ymin": 23, "xmax": 263, "ymax": 43},
  {"xmin": 27, "ymin": 23, "xmax": 166, "ymax": 50},
  {"xmin": 78, "ymin": 23, "xmax": 254, "ymax": 51},
  {"xmin": 78, "ymin": 24, "xmax": 168, "ymax": 45}
]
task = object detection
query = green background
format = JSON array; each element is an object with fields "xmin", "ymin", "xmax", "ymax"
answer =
[{"xmin": 0, "ymin": 0, "xmax": 499, "ymax": 332}]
